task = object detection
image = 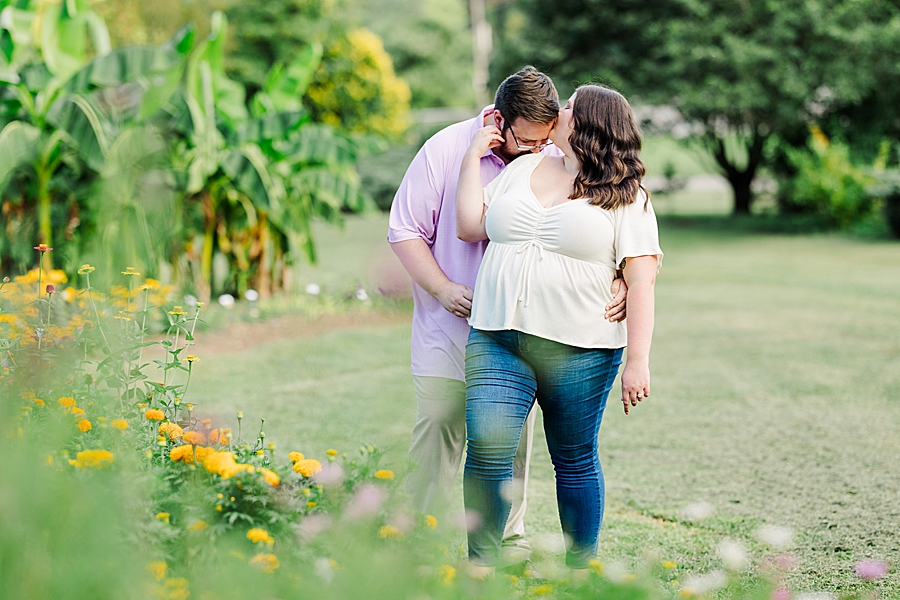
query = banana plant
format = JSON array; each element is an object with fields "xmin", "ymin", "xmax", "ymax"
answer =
[{"xmin": 173, "ymin": 12, "xmax": 374, "ymax": 299}]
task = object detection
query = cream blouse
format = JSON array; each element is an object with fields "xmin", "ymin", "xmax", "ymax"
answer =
[{"xmin": 468, "ymin": 153, "xmax": 663, "ymax": 349}]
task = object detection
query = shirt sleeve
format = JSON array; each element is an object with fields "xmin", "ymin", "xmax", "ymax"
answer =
[
  {"xmin": 614, "ymin": 188, "xmax": 664, "ymax": 269},
  {"xmin": 388, "ymin": 141, "xmax": 444, "ymax": 245}
]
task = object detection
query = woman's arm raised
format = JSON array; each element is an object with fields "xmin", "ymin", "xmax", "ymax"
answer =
[
  {"xmin": 456, "ymin": 126, "xmax": 505, "ymax": 242},
  {"xmin": 620, "ymin": 254, "xmax": 658, "ymax": 415}
]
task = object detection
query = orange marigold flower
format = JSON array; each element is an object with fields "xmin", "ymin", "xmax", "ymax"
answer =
[
  {"xmin": 57, "ymin": 396, "xmax": 76, "ymax": 409},
  {"xmin": 326, "ymin": 448, "xmax": 339, "ymax": 457},
  {"xmin": 111, "ymin": 418, "xmax": 128, "ymax": 431},
  {"xmin": 250, "ymin": 553, "xmax": 279, "ymax": 573},
  {"xmin": 201, "ymin": 451, "xmax": 252, "ymax": 479},
  {"xmin": 169, "ymin": 445, "xmax": 215, "ymax": 464},
  {"xmin": 77, "ymin": 419, "xmax": 92, "ymax": 432},
  {"xmin": 182, "ymin": 431, "xmax": 206, "ymax": 445},
  {"xmin": 246, "ymin": 528, "xmax": 273, "ymax": 544},
  {"xmin": 145, "ymin": 409, "xmax": 165, "ymax": 421},
  {"xmin": 70, "ymin": 407, "xmax": 86, "ymax": 417},
  {"xmin": 33, "ymin": 398, "xmax": 46, "ymax": 407},
  {"xmin": 375, "ymin": 469, "xmax": 395, "ymax": 480},
  {"xmin": 260, "ymin": 468, "xmax": 280, "ymax": 487},
  {"xmin": 425, "ymin": 515, "xmax": 438, "ymax": 529},
  {"xmin": 208, "ymin": 429, "xmax": 220, "ymax": 444},
  {"xmin": 158, "ymin": 421, "xmax": 183, "ymax": 441},
  {"xmin": 287, "ymin": 451, "xmax": 304, "ymax": 463},
  {"xmin": 292, "ymin": 458, "xmax": 322, "ymax": 478}
]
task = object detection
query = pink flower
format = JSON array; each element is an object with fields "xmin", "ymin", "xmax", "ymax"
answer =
[
  {"xmin": 45, "ymin": 284, "xmax": 55, "ymax": 295},
  {"xmin": 853, "ymin": 559, "xmax": 889, "ymax": 580},
  {"xmin": 771, "ymin": 588, "xmax": 792, "ymax": 600},
  {"xmin": 343, "ymin": 484, "xmax": 385, "ymax": 520}
]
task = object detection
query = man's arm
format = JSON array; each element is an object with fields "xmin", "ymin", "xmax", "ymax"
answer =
[{"xmin": 391, "ymin": 239, "xmax": 473, "ymax": 318}]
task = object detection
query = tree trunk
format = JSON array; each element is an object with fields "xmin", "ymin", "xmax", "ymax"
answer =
[
  {"xmin": 256, "ymin": 212, "xmax": 271, "ymax": 299},
  {"xmin": 469, "ymin": 0, "xmax": 492, "ymax": 107},
  {"xmin": 707, "ymin": 133, "xmax": 766, "ymax": 216},
  {"xmin": 36, "ymin": 164, "xmax": 53, "ymax": 269}
]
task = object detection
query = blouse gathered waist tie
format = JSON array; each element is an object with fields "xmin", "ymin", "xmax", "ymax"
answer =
[{"xmin": 467, "ymin": 153, "xmax": 663, "ymax": 350}]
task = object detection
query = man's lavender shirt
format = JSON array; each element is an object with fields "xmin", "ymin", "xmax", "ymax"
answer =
[{"xmin": 388, "ymin": 107, "xmax": 505, "ymax": 381}]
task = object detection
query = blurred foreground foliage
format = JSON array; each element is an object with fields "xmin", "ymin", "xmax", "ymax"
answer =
[
  {"xmin": 3, "ymin": 255, "xmax": 867, "ymax": 600},
  {"xmin": 0, "ymin": 0, "xmax": 411, "ymax": 299}
]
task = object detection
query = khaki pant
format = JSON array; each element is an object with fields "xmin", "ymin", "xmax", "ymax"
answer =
[{"xmin": 406, "ymin": 375, "xmax": 535, "ymax": 566}]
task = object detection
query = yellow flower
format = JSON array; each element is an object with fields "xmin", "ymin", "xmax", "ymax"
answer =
[
  {"xmin": 377, "ymin": 525, "xmax": 401, "ymax": 540},
  {"xmin": 662, "ymin": 560, "xmax": 678, "ymax": 570},
  {"xmin": 425, "ymin": 515, "xmax": 438, "ymax": 529},
  {"xmin": 146, "ymin": 561, "xmax": 167, "ymax": 581},
  {"xmin": 246, "ymin": 528, "xmax": 273, "ymax": 544},
  {"xmin": 201, "ymin": 450, "xmax": 252, "ymax": 479},
  {"xmin": 185, "ymin": 354, "xmax": 198, "ymax": 363},
  {"xmin": 307, "ymin": 501, "xmax": 317, "ymax": 509},
  {"xmin": 145, "ymin": 409, "xmax": 165, "ymax": 421},
  {"xmin": 187, "ymin": 519, "xmax": 208, "ymax": 532},
  {"xmin": 249, "ymin": 553, "xmax": 279, "ymax": 573},
  {"xmin": 533, "ymin": 584, "xmax": 554, "ymax": 595},
  {"xmin": 156, "ymin": 512, "xmax": 170, "ymax": 523},
  {"xmin": 169, "ymin": 444, "xmax": 214, "ymax": 464},
  {"xmin": 588, "ymin": 559, "xmax": 604, "ymax": 575},
  {"xmin": 77, "ymin": 419, "xmax": 92, "ymax": 433},
  {"xmin": 438, "ymin": 565, "xmax": 456, "ymax": 586},
  {"xmin": 182, "ymin": 431, "xmax": 206, "ymax": 445},
  {"xmin": 260, "ymin": 468, "xmax": 280, "ymax": 487},
  {"xmin": 70, "ymin": 449, "xmax": 114, "ymax": 469},
  {"xmin": 374, "ymin": 469, "xmax": 394, "ymax": 480},
  {"xmin": 33, "ymin": 398, "xmax": 45, "ymax": 407},
  {"xmin": 162, "ymin": 577, "xmax": 189, "ymax": 600},
  {"xmin": 158, "ymin": 422, "xmax": 183, "ymax": 440},
  {"xmin": 121, "ymin": 267, "xmax": 141, "ymax": 276},
  {"xmin": 58, "ymin": 396, "xmax": 76, "ymax": 409},
  {"xmin": 288, "ymin": 451, "xmax": 304, "ymax": 463},
  {"xmin": 168, "ymin": 306, "xmax": 186, "ymax": 316},
  {"xmin": 77, "ymin": 264, "xmax": 95, "ymax": 275},
  {"xmin": 70, "ymin": 407, "xmax": 86, "ymax": 417},
  {"xmin": 326, "ymin": 448, "xmax": 338, "ymax": 457},
  {"xmin": 292, "ymin": 458, "xmax": 322, "ymax": 477}
]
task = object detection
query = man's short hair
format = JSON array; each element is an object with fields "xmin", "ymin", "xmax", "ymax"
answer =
[{"xmin": 494, "ymin": 66, "xmax": 559, "ymax": 125}]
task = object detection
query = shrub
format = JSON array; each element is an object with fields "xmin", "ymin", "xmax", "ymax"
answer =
[{"xmin": 777, "ymin": 127, "xmax": 876, "ymax": 229}]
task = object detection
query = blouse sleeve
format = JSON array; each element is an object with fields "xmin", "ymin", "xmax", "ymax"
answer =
[{"xmin": 614, "ymin": 188, "xmax": 664, "ymax": 270}]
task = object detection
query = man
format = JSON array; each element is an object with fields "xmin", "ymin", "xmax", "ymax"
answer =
[{"xmin": 388, "ymin": 66, "xmax": 627, "ymax": 573}]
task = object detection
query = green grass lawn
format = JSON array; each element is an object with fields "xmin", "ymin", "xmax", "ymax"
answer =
[{"xmin": 186, "ymin": 213, "xmax": 900, "ymax": 597}]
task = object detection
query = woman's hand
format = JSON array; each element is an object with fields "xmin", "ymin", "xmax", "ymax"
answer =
[
  {"xmin": 466, "ymin": 126, "xmax": 504, "ymax": 158},
  {"xmin": 621, "ymin": 358, "xmax": 649, "ymax": 415}
]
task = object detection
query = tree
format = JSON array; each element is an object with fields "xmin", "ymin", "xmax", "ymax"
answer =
[{"xmin": 495, "ymin": 0, "xmax": 900, "ymax": 214}]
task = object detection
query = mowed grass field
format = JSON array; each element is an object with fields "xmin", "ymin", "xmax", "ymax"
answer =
[{"xmin": 186, "ymin": 213, "xmax": 900, "ymax": 596}]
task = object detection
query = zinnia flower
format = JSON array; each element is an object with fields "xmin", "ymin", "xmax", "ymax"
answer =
[
  {"xmin": 34, "ymin": 244, "xmax": 52, "ymax": 252},
  {"xmin": 250, "ymin": 553, "xmax": 279, "ymax": 573},
  {"xmin": 77, "ymin": 419, "xmax": 92, "ymax": 432},
  {"xmin": 185, "ymin": 354, "xmax": 198, "ymax": 363},
  {"xmin": 168, "ymin": 306, "xmax": 186, "ymax": 316},
  {"xmin": 374, "ymin": 469, "xmax": 394, "ymax": 480},
  {"xmin": 77, "ymin": 264, "xmax": 95, "ymax": 275},
  {"xmin": 246, "ymin": 528, "xmax": 273, "ymax": 544},
  {"xmin": 292, "ymin": 458, "xmax": 322, "ymax": 477},
  {"xmin": 145, "ymin": 408, "xmax": 165, "ymax": 421},
  {"xmin": 121, "ymin": 267, "xmax": 140, "ymax": 276}
]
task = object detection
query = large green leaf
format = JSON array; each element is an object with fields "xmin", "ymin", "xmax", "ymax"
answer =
[
  {"xmin": 46, "ymin": 91, "xmax": 110, "ymax": 170},
  {"xmin": 0, "ymin": 120, "xmax": 39, "ymax": 192},
  {"xmin": 221, "ymin": 143, "xmax": 286, "ymax": 210},
  {"xmin": 235, "ymin": 110, "xmax": 307, "ymax": 145},
  {"xmin": 251, "ymin": 42, "xmax": 323, "ymax": 116},
  {"xmin": 276, "ymin": 124, "xmax": 361, "ymax": 165}
]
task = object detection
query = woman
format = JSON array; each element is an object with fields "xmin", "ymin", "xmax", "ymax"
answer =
[{"xmin": 455, "ymin": 84, "xmax": 662, "ymax": 577}]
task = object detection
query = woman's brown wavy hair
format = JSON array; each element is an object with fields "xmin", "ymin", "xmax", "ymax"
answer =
[{"xmin": 568, "ymin": 85, "xmax": 648, "ymax": 210}]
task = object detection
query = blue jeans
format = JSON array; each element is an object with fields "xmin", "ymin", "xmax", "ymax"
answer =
[{"xmin": 464, "ymin": 329, "xmax": 623, "ymax": 568}]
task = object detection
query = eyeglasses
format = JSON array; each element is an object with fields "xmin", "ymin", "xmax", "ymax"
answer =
[{"xmin": 506, "ymin": 124, "xmax": 553, "ymax": 151}]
